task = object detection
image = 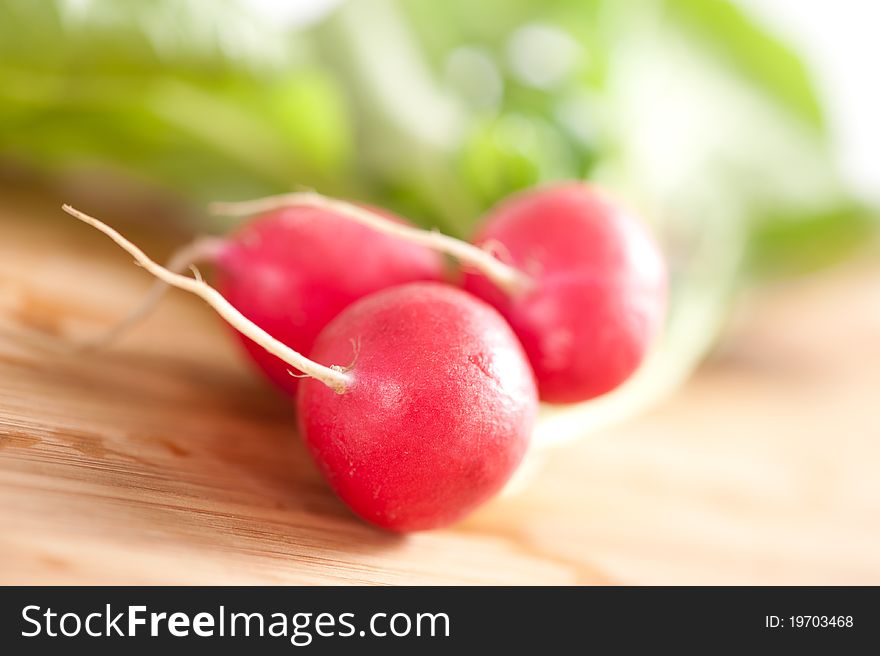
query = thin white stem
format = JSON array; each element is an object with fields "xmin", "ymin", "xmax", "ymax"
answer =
[
  {"xmin": 209, "ymin": 192, "xmax": 533, "ymax": 296},
  {"xmin": 62, "ymin": 205, "xmax": 352, "ymax": 394},
  {"xmin": 78, "ymin": 236, "xmax": 227, "ymax": 352}
]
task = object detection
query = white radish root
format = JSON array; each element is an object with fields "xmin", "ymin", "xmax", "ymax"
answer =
[
  {"xmin": 78, "ymin": 236, "xmax": 227, "ymax": 352},
  {"xmin": 62, "ymin": 205, "xmax": 352, "ymax": 394},
  {"xmin": 209, "ymin": 191, "xmax": 533, "ymax": 297},
  {"xmin": 0, "ymin": 238, "xmax": 223, "ymax": 358}
]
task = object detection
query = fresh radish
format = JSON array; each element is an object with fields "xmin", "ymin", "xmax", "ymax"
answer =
[
  {"xmin": 463, "ymin": 184, "xmax": 667, "ymax": 403},
  {"xmin": 62, "ymin": 206, "xmax": 538, "ymax": 531},
  {"xmin": 213, "ymin": 184, "xmax": 668, "ymax": 404},
  {"xmin": 299, "ymin": 283, "xmax": 537, "ymax": 530},
  {"xmin": 89, "ymin": 204, "xmax": 445, "ymax": 395},
  {"xmin": 214, "ymin": 205, "xmax": 445, "ymax": 394}
]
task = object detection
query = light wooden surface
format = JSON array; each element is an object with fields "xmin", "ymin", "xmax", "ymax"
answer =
[{"xmin": 1, "ymin": 199, "xmax": 878, "ymax": 585}]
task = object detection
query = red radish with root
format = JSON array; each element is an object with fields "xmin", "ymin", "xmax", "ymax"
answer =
[
  {"xmin": 62, "ymin": 206, "xmax": 538, "ymax": 531},
  {"xmin": 212, "ymin": 184, "xmax": 668, "ymax": 404},
  {"xmin": 215, "ymin": 205, "xmax": 444, "ymax": 394},
  {"xmin": 299, "ymin": 283, "xmax": 537, "ymax": 530},
  {"xmin": 87, "ymin": 205, "xmax": 445, "ymax": 395}
]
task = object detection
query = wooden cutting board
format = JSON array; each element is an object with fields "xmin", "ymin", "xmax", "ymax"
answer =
[{"xmin": 1, "ymin": 198, "xmax": 878, "ymax": 585}]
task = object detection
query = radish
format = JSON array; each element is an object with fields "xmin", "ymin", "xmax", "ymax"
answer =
[
  {"xmin": 298, "ymin": 283, "xmax": 537, "ymax": 530},
  {"xmin": 89, "ymin": 204, "xmax": 445, "ymax": 395},
  {"xmin": 62, "ymin": 206, "xmax": 538, "ymax": 531},
  {"xmin": 214, "ymin": 205, "xmax": 445, "ymax": 394},
  {"xmin": 212, "ymin": 184, "xmax": 668, "ymax": 404},
  {"xmin": 463, "ymin": 184, "xmax": 667, "ymax": 403}
]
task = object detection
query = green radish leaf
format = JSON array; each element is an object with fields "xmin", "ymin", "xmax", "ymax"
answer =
[
  {"xmin": 664, "ymin": 0, "xmax": 825, "ymax": 130},
  {"xmin": 748, "ymin": 203, "xmax": 878, "ymax": 277}
]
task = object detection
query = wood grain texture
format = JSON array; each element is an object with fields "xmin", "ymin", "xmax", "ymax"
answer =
[{"xmin": 1, "ymin": 199, "xmax": 878, "ymax": 585}]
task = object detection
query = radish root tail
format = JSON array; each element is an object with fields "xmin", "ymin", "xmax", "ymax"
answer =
[
  {"xmin": 209, "ymin": 191, "xmax": 533, "ymax": 297},
  {"xmin": 62, "ymin": 205, "xmax": 352, "ymax": 394},
  {"xmin": 77, "ymin": 236, "xmax": 226, "ymax": 353}
]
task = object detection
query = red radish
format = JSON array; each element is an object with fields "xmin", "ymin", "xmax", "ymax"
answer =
[
  {"xmin": 463, "ymin": 184, "xmax": 667, "ymax": 403},
  {"xmin": 62, "ymin": 206, "xmax": 538, "ymax": 531},
  {"xmin": 215, "ymin": 205, "xmax": 444, "ymax": 394},
  {"xmin": 299, "ymin": 283, "xmax": 536, "ymax": 530},
  {"xmin": 212, "ymin": 184, "xmax": 667, "ymax": 404},
  {"xmin": 89, "ymin": 204, "xmax": 445, "ymax": 395}
]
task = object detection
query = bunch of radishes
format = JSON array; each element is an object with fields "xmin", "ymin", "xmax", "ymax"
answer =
[{"xmin": 63, "ymin": 182, "xmax": 666, "ymax": 531}]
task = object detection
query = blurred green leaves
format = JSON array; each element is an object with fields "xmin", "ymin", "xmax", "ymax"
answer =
[
  {"xmin": 749, "ymin": 203, "xmax": 877, "ymax": 277},
  {"xmin": 0, "ymin": 0, "xmax": 350, "ymax": 203},
  {"xmin": 665, "ymin": 0, "xmax": 825, "ymax": 130},
  {"xmin": 0, "ymin": 0, "xmax": 874, "ymax": 262}
]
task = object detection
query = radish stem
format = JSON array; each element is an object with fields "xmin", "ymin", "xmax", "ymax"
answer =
[
  {"xmin": 209, "ymin": 192, "xmax": 533, "ymax": 296},
  {"xmin": 62, "ymin": 205, "xmax": 352, "ymax": 394}
]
